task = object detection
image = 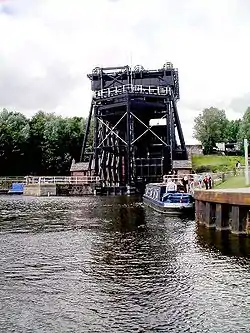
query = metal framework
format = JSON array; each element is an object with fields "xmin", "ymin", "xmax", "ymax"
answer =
[{"xmin": 80, "ymin": 62, "xmax": 188, "ymax": 191}]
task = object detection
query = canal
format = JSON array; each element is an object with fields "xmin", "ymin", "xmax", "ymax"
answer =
[{"xmin": 0, "ymin": 195, "xmax": 250, "ymax": 332}]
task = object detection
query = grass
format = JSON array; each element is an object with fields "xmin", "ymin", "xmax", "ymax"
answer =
[
  {"xmin": 192, "ymin": 154, "xmax": 245, "ymax": 173},
  {"xmin": 215, "ymin": 175, "xmax": 250, "ymax": 189}
]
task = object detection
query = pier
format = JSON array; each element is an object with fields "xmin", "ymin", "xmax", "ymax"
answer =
[{"xmin": 194, "ymin": 188, "xmax": 250, "ymax": 235}]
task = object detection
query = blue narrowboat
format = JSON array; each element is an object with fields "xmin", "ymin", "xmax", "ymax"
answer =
[
  {"xmin": 8, "ymin": 183, "xmax": 24, "ymax": 195},
  {"xmin": 143, "ymin": 183, "xmax": 195, "ymax": 215}
]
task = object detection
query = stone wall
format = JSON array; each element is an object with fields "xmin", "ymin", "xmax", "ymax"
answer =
[
  {"xmin": 186, "ymin": 144, "xmax": 203, "ymax": 155},
  {"xmin": 56, "ymin": 184, "xmax": 94, "ymax": 196},
  {"xmin": 172, "ymin": 160, "xmax": 193, "ymax": 175}
]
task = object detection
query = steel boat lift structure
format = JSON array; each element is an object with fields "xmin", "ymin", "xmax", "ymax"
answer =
[{"xmin": 80, "ymin": 62, "xmax": 189, "ymax": 194}]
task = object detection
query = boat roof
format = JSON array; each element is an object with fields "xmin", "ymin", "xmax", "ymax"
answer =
[{"xmin": 146, "ymin": 182, "xmax": 169, "ymax": 187}]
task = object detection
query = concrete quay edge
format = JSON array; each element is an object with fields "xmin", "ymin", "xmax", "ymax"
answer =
[{"xmin": 194, "ymin": 188, "xmax": 250, "ymax": 206}]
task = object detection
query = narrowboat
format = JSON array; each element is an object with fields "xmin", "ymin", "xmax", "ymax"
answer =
[
  {"xmin": 143, "ymin": 183, "xmax": 195, "ymax": 215},
  {"xmin": 8, "ymin": 183, "xmax": 24, "ymax": 195}
]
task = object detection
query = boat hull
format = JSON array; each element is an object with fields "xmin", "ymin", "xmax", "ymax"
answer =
[{"xmin": 143, "ymin": 195, "xmax": 194, "ymax": 216}]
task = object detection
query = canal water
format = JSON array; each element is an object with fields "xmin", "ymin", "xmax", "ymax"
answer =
[{"xmin": 0, "ymin": 196, "xmax": 250, "ymax": 333}]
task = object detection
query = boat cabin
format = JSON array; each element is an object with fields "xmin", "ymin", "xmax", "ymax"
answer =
[{"xmin": 144, "ymin": 183, "xmax": 194, "ymax": 203}]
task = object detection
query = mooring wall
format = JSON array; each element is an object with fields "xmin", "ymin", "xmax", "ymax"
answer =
[
  {"xmin": 23, "ymin": 183, "xmax": 95, "ymax": 196},
  {"xmin": 56, "ymin": 184, "xmax": 95, "ymax": 196},
  {"xmin": 24, "ymin": 184, "xmax": 57, "ymax": 196},
  {"xmin": 194, "ymin": 189, "xmax": 250, "ymax": 235}
]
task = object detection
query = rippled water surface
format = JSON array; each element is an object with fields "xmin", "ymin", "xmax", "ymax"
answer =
[{"xmin": 0, "ymin": 195, "xmax": 250, "ymax": 333}]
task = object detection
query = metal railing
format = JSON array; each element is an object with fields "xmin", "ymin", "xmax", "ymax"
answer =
[
  {"xmin": 0, "ymin": 176, "xmax": 26, "ymax": 182},
  {"xmin": 161, "ymin": 173, "xmax": 209, "ymax": 193},
  {"xmin": 94, "ymin": 84, "xmax": 172, "ymax": 99},
  {"xmin": 25, "ymin": 176, "xmax": 100, "ymax": 185}
]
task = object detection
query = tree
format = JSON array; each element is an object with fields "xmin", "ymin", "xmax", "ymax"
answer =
[
  {"xmin": 224, "ymin": 119, "xmax": 241, "ymax": 143},
  {"xmin": 28, "ymin": 111, "xmax": 56, "ymax": 175},
  {"xmin": 238, "ymin": 107, "xmax": 250, "ymax": 142},
  {"xmin": 0, "ymin": 109, "xmax": 30, "ymax": 175},
  {"xmin": 193, "ymin": 107, "xmax": 229, "ymax": 154}
]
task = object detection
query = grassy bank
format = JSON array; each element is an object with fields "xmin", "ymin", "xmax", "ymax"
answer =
[
  {"xmin": 192, "ymin": 155, "xmax": 244, "ymax": 173},
  {"xmin": 214, "ymin": 175, "xmax": 249, "ymax": 189}
]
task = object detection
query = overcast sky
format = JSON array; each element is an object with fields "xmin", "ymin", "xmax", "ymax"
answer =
[{"xmin": 0, "ymin": 0, "xmax": 250, "ymax": 144}]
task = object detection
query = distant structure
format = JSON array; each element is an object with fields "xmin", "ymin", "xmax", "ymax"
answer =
[
  {"xmin": 215, "ymin": 142, "xmax": 242, "ymax": 155},
  {"xmin": 73, "ymin": 62, "xmax": 190, "ymax": 193}
]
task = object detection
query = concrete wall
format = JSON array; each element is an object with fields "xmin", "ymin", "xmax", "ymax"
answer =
[
  {"xmin": 24, "ymin": 184, "xmax": 57, "ymax": 196},
  {"xmin": 23, "ymin": 183, "xmax": 94, "ymax": 196},
  {"xmin": 194, "ymin": 189, "xmax": 250, "ymax": 235}
]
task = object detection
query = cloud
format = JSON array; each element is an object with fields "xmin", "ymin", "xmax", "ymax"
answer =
[
  {"xmin": 0, "ymin": 0, "xmax": 250, "ymax": 143},
  {"xmin": 228, "ymin": 93, "xmax": 250, "ymax": 115}
]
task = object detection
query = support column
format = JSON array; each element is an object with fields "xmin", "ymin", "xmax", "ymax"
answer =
[
  {"xmin": 231, "ymin": 206, "xmax": 248, "ymax": 235},
  {"xmin": 126, "ymin": 95, "xmax": 131, "ymax": 191},
  {"xmin": 215, "ymin": 204, "xmax": 230, "ymax": 230},
  {"xmin": 195, "ymin": 200, "xmax": 201, "ymax": 221},
  {"xmin": 204, "ymin": 202, "xmax": 216, "ymax": 228},
  {"xmin": 195, "ymin": 200, "xmax": 206, "ymax": 224}
]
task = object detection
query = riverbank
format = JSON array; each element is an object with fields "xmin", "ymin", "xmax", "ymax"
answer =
[
  {"xmin": 215, "ymin": 175, "xmax": 249, "ymax": 189},
  {"xmin": 192, "ymin": 154, "xmax": 244, "ymax": 173}
]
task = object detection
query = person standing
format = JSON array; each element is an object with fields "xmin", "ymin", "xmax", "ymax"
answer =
[
  {"xmin": 182, "ymin": 175, "xmax": 189, "ymax": 193},
  {"xmin": 203, "ymin": 175, "xmax": 209, "ymax": 190}
]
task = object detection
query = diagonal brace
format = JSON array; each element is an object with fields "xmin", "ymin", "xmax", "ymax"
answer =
[
  {"xmin": 97, "ymin": 112, "xmax": 127, "ymax": 148},
  {"xmin": 97, "ymin": 117, "xmax": 127, "ymax": 146},
  {"xmin": 105, "ymin": 72, "xmax": 126, "ymax": 88},
  {"xmin": 130, "ymin": 112, "xmax": 169, "ymax": 147},
  {"xmin": 131, "ymin": 113, "xmax": 168, "ymax": 144}
]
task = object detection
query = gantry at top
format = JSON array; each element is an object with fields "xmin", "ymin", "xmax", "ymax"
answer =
[{"xmin": 88, "ymin": 62, "xmax": 180, "ymax": 100}]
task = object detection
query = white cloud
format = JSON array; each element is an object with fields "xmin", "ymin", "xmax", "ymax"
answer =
[{"xmin": 0, "ymin": 0, "xmax": 250, "ymax": 143}]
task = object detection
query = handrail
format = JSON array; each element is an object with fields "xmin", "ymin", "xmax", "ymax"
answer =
[
  {"xmin": 24, "ymin": 176, "xmax": 101, "ymax": 185},
  {"xmin": 93, "ymin": 84, "xmax": 172, "ymax": 99}
]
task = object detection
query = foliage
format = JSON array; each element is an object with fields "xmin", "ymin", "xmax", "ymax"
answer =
[
  {"xmin": 192, "ymin": 155, "xmax": 244, "ymax": 173},
  {"xmin": 0, "ymin": 109, "xmax": 30, "ymax": 175},
  {"xmin": 193, "ymin": 107, "xmax": 229, "ymax": 154},
  {"xmin": 225, "ymin": 119, "xmax": 241, "ymax": 143},
  {"xmin": 237, "ymin": 107, "xmax": 250, "ymax": 142},
  {"xmin": 0, "ymin": 108, "xmax": 91, "ymax": 176}
]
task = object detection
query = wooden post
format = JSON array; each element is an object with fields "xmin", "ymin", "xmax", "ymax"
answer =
[
  {"xmin": 204, "ymin": 202, "xmax": 216, "ymax": 228},
  {"xmin": 195, "ymin": 200, "xmax": 201, "ymax": 221},
  {"xmin": 231, "ymin": 205, "xmax": 247, "ymax": 234},
  {"xmin": 215, "ymin": 204, "xmax": 230, "ymax": 230},
  {"xmin": 196, "ymin": 200, "xmax": 206, "ymax": 224}
]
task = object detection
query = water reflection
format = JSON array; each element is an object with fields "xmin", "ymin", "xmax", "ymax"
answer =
[{"xmin": 196, "ymin": 224, "xmax": 250, "ymax": 258}]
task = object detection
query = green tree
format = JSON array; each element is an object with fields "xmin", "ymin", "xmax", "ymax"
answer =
[
  {"xmin": 65, "ymin": 116, "xmax": 85, "ymax": 162},
  {"xmin": 0, "ymin": 108, "xmax": 30, "ymax": 175},
  {"xmin": 28, "ymin": 111, "xmax": 56, "ymax": 175},
  {"xmin": 225, "ymin": 119, "xmax": 241, "ymax": 143},
  {"xmin": 0, "ymin": 107, "xmax": 94, "ymax": 176},
  {"xmin": 193, "ymin": 107, "xmax": 229, "ymax": 154},
  {"xmin": 238, "ymin": 107, "xmax": 250, "ymax": 142},
  {"xmin": 29, "ymin": 112, "xmax": 87, "ymax": 175}
]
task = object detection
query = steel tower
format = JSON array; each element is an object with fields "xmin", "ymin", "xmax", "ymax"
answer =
[{"xmin": 81, "ymin": 62, "xmax": 188, "ymax": 192}]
